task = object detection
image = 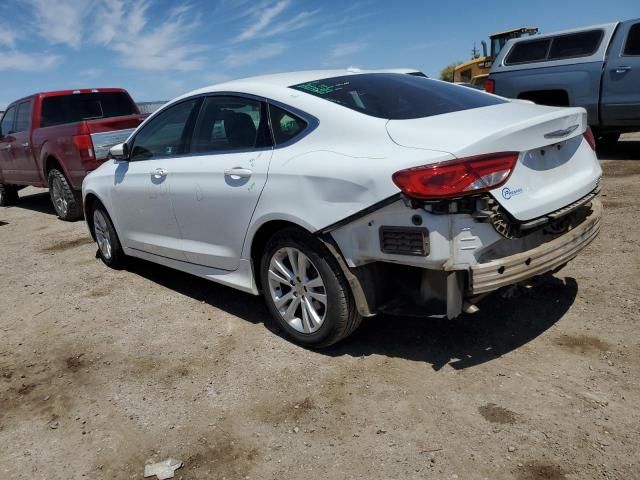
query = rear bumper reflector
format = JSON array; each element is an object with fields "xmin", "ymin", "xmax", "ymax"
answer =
[{"xmin": 469, "ymin": 199, "xmax": 602, "ymax": 294}]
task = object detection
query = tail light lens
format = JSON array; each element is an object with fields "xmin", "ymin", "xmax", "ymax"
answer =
[
  {"xmin": 583, "ymin": 127, "xmax": 596, "ymax": 151},
  {"xmin": 392, "ymin": 152, "xmax": 519, "ymax": 200},
  {"xmin": 485, "ymin": 78, "xmax": 495, "ymax": 94},
  {"xmin": 73, "ymin": 134, "xmax": 95, "ymax": 162}
]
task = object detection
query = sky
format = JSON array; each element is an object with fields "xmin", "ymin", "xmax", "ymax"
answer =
[{"xmin": 0, "ymin": 0, "xmax": 638, "ymax": 109}]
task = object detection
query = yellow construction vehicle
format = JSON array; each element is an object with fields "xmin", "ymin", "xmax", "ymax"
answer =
[{"xmin": 454, "ymin": 27, "xmax": 538, "ymax": 88}]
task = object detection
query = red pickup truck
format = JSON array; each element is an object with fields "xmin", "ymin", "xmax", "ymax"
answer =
[{"xmin": 0, "ymin": 88, "xmax": 146, "ymax": 220}]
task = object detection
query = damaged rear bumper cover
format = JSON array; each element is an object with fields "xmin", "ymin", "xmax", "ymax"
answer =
[{"xmin": 468, "ymin": 198, "xmax": 602, "ymax": 295}]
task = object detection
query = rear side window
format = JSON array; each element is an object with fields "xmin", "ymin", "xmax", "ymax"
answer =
[
  {"xmin": 15, "ymin": 101, "xmax": 33, "ymax": 133},
  {"xmin": 191, "ymin": 96, "xmax": 270, "ymax": 153},
  {"xmin": 548, "ymin": 30, "xmax": 603, "ymax": 60},
  {"xmin": 0, "ymin": 106, "xmax": 16, "ymax": 136},
  {"xmin": 41, "ymin": 92, "xmax": 138, "ymax": 128},
  {"xmin": 506, "ymin": 38, "xmax": 551, "ymax": 64},
  {"xmin": 290, "ymin": 74, "xmax": 505, "ymax": 120},
  {"xmin": 624, "ymin": 23, "xmax": 640, "ymax": 56},
  {"xmin": 268, "ymin": 104, "xmax": 307, "ymax": 145},
  {"xmin": 506, "ymin": 30, "xmax": 604, "ymax": 65}
]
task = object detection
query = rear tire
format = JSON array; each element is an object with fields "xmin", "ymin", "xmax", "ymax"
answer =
[
  {"xmin": 91, "ymin": 203, "xmax": 126, "ymax": 269},
  {"xmin": 0, "ymin": 184, "xmax": 19, "ymax": 207},
  {"xmin": 260, "ymin": 228, "xmax": 362, "ymax": 348},
  {"xmin": 48, "ymin": 169, "xmax": 82, "ymax": 221}
]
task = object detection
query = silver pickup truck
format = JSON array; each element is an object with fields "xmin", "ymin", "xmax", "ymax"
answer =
[{"xmin": 487, "ymin": 19, "xmax": 640, "ymax": 148}]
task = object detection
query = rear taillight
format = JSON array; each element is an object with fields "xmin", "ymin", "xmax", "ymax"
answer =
[
  {"xmin": 485, "ymin": 78, "xmax": 495, "ymax": 94},
  {"xmin": 392, "ymin": 152, "xmax": 519, "ymax": 200},
  {"xmin": 73, "ymin": 134, "xmax": 95, "ymax": 162},
  {"xmin": 583, "ymin": 127, "xmax": 596, "ymax": 151}
]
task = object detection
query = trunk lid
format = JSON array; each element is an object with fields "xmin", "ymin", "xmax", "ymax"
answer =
[{"xmin": 386, "ymin": 102, "xmax": 602, "ymax": 220}]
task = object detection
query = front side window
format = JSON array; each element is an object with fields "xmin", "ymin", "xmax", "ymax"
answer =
[
  {"xmin": 624, "ymin": 23, "xmax": 640, "ymax": 56},
  {"xmin": 1, "ymin": 106, "xmax": 16, "ymax": 137},
  {"xmin": 130, "ymin": 99, "xmax": 199, "ymax": 161},
  {"xmin": 548, "ymin": 30, "xmax": 603, "ymax": 60},
  {"xmin": 268, "ymin": 104, "xmax": 307, "ymax": 145},
  {"xmin": 506, "ymin": 38, "xmax": 551, "ymax": 64},
  {"xmin": 191, "ymin": 96, "xmax": 269, "ymax": 153},
  {"xmin": 290, "ymin": 73, "xmax": 505, "ymax": 120},
  {"xmin": 15, "ymin": 101, "xmax": 33, "ymax": 133}
]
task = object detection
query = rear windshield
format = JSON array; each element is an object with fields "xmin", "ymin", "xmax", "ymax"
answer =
[
  {"xmin": 40, "ymin": 92, "xmax": 138, "ymax": 128},
  {"xmin": 290, "ymin": 74, "xmax": 505, "ymax": 120}
]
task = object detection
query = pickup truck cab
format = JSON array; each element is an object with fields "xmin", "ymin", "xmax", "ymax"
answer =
[
  {"xmin": 487, "ymin": 19, "xmax": 640, "ymax": 148},
  {"xmin": 0, "ymin": 89, "xmax": 146, "ymax": 219}
]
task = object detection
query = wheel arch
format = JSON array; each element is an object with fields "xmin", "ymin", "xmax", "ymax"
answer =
[
  {"xmin": 83, "ymin": 192, "xmax": 116, "ymax": 242},
  {"xmin": 248, "ymin": 219, "xmax": 315, "ymax": 291},
  {"xmin": 42, "ymin": 154, "xmax": 72, "ymax": 184}
]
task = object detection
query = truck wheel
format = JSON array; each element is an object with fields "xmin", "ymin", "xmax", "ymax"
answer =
[
  {"xmin": 91, "ymin": 203, "xmax": 126, "ymax": 269},
  {"xmin": 48, "ymin": 169, "xmax": 82, "ymax": 221},
  {"xmin": 0, "ymin": 184, "xmax": 19, "ymax": 207},
  {"xmin": 260, "ymin": 228, "xmax": 362, "ymax": 348}
]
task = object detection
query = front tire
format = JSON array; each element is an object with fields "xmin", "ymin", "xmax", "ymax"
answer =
[
  {"xmin": 260, "ymin": 228, "xmax": 362, "ymax": 348},
  {"xmin": 48, "ymin": 169, "xmax": 82, "ymax": 221},
  {"xmin": 91, "ymin": 203, "xmax": 126, "ymax": 269},
  {"xmin": 0, "ymin": 184, "xmax": 19, "ymax": 207}
]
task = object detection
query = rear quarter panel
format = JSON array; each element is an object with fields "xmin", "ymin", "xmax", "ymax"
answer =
[
  {"xmin": 31, "ymin": 124, "xmax": 86, "ymax": 189},
  {"xmin": 241, "ymin": 117, "xmax": 455, "ymax": 260}
]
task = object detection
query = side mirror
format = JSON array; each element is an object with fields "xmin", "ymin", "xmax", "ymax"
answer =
[{"xmin": 109, "ymin": 142, "xmax": 129, "ymax": 161}]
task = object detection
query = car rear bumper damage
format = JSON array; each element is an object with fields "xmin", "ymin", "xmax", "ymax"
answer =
[
  {"xmin": 468, "ymin": 198, "xmax": 601, "ymax": 295},
  {"xmin": 326, "ymin": 195, "xmax": 602, "ymax": 320}
]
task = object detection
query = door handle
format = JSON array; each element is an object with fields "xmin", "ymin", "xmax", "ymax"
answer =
[
  {"xmin": 613, "ymin": 66, "xmax": 632, "ymax": 74},
  {"xmin": 21, "ymin": 142, "xmax": 29, "ymax": 149},
  {"xmin": 151, "ymin": 168, "xmax": 168, "ymax": 178},
  {"xmin": 223, "ymin": 167, "xmax": 253, "ymax": 178}
]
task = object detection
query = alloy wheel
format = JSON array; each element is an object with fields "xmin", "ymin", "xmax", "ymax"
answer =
[
  {"xmin": 52, "ymin": 177, "xmax": 68, "ymax": 217},
  {"xmin": 93, "ymin": 209, "xmax": 113, "ymax": 260},
  {"xmin": 267, "ymin": 247, "xmax": 327, "ymax": 334}
]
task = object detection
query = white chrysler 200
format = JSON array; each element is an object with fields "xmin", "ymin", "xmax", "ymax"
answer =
[{"xmin": 82, "ymin": 70, "xmax": 602, "ymax": 347}]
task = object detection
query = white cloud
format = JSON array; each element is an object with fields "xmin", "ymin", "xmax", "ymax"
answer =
[
  {"xmin": 27, "ymin": 0, "xmax": 91, "ymax": 49},
  {"xmin": 328, "ymin": 42, "xmax": 366, "ymax": 60},
  {"xmin": 224, "ymin": 43, "xmax": 287, "ymax": 68},
  {"xmin": 0, "ymin": 24, "xmax": 18, "ymax": 48},
  {"xmin": 261, "ymin": 9, "xmax": 320, "ymax": 39},
  {"xmin": 79, "ymin": 68, "xmax": 104, "ymax": 78},
  {"xmin": 0, "ymin": 51, "xmax": 60, "ymax": 71},
  {"xmin": 235, "ymin": 0, "xmax": 290, "ymax": 42},
  {"xmin": 93, "ymin": 0, "xmax": 206, "ymax": 71},
  {"xmin": 203, "ymin": 72, "xmax": 232, "ymax": 84},
  {"xmin": 92, "ymin": 0, "xmax": 125, "ymax": 46}
]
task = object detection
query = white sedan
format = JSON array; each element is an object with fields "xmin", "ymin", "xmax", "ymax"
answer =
[{"xmin": 82, "ymin": 70, "xmax": 602, "ymax": 347}]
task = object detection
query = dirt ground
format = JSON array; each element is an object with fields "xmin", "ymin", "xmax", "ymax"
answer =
[{"xmin": 1, "ymin": 135, "xmax": 639, "ymax": 480}]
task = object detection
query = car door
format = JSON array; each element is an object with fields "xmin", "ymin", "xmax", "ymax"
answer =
[
  {"xmin": 10, "ymin": 100, "xmax": 37, "ymax": 184},
  {"xmin": 0, "ymin": 106, "xmax": 17, "ymax": 183},
  {"xmin": 601, "ymin": 20, "xmax": 640, "ymax": 126},
  {"xmin": 111, "ymin": 98, "xmax": 202, "ymax": 260},
  {"xmin": 169, "ymin": 95, "xmax": 273, "ymax": 270}
]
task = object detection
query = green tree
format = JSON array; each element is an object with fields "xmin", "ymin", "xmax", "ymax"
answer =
[{"xmin": 439, "ymin": 62, "xmax": 461, "ymax": 82}]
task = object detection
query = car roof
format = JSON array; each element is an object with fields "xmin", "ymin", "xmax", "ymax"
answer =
[{"xmin": 175, "ymin": 69, "xmax": 424, "ymax": 102}]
